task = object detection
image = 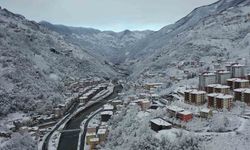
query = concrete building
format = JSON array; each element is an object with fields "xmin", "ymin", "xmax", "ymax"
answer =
[
  {"xmin": 216, "ymin": 70, "xmax": 231, "ymax": 85},
  {"xmin": 199, "ymin": 72, "xmax": 217, "ymax": 90},
  {"xmin": 184, "ymin": 89, "xmax": 206, "ymax": 105},
  {"xmin": 232, "ymin": 64, "xmax": 246, "ymax": 78},
  {"xmin": 200, "ymin": 108, "xmax": 213, "ymax": 118},
  {"xmin": 150, "ymin": 118, "xmax": 172, "ymax": 132},
  {"xmin": 207, "ymin": 93, "xmax": 233, "ymax": 110},
  {"xmin": 97, "ymin": 128, "xmax": 108, "ymax": 143},
  {"xmin": 176, "ymin": 111, "xmax": 193, "ymax": 122},
  {"xmin": 205, "ymin": 84, "xmax": 230, "ymax": 94},
  {"xmin": 234, "ymin": 88, "xmax": 250, "ymax": 105}
]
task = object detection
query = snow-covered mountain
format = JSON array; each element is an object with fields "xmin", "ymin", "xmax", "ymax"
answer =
[
  {"xmin": 39, "ymin": 21, "xmax": 153, "ymax": 64},
  {"xmin": 0, "ymin": 7, "xmax": 118, "ymax": 115},
  {"xmin": 126, "ymin": 0, "xmax": 250, "ymax": 77}
]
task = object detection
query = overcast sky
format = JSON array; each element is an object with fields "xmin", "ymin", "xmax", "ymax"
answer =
[{"xmin": 0, "ymin": 0, "xmax": 218, "ymax": 31}]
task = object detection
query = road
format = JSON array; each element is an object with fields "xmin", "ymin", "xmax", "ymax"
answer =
[{"xmin": 57, "ymin": 84, "xmax": 122, "ymax": 150}]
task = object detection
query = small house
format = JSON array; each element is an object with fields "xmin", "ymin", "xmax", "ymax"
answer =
[
  {"xmin": 177, "ymin": 111, "xmax": 193, "ymax": 122},
  {"xmin": 150, "ymin": 118, "xmax": 172, "ymax": 132},
  {"xmin": 200, "ymin": 108, "xmax": 213, "ymax": 118}
]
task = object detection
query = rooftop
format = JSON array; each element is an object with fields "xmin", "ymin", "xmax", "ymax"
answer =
[
  {"xmin": 150, "ymin": 118, "xmax": 172, "ymax": 126},
  {"xmin": 208, "ymin": 93, "xmax": 233, "ymax": 99},
  {"xmin": 103, "ymin": 104, "xmax": 114, "ymax": 110},
  {"xmin": 97, "ymin": 128, "xmax": 107, "ymax": 135},
  {"xmin": 234, "ymin": 88, "xmax": 250, "ymax": 93},
  {"xmin": 178, "ymin": 110, "xmax": 192, "ymax": 115},
  {"xmin": 167, "ymin": 106, "xmax": 184, "ymax": 112},
  {"xmin": 101, "ymin": 111, "xmax": 113, "ymax": 115},
  {"xmin": 90, "ymin": 138, "xmax": 99, "ymax": 142},
  {"xmin": 200, "ymin": 108, "xmax": 211, "ymax": 113}
]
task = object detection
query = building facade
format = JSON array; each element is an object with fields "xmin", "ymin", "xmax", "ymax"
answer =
[
  {"xmin": 184, "ymin": 89, "xmax": 206, "ymax": 105},
  {"xmin": 207, "ymin": 93, "xmax": 233, "ymax": 110},
  {"xmin": 199, "ymin": 72, "xmax": 217, "ymax": 90}
]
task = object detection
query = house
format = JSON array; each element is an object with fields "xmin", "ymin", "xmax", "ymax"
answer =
[
  {"xmin": 207, "ymin": 93, "xmax": 233, "ymax": 110},
  {"xmin": 199, "ymin": 72, "xmax": 216, "ymax": 90},
  {"xmin": 234, "ymin": 88, "xmax": 250, "ymax": 105},
  {"xmin": 97, "ymin": 128, "xmax": 108, "ymax": 143},
  {"xmin": 216, "ymin": 70, "xmax": 231, "ymax": 85},
  {"xmin": 205, "ymin": 84, "xmax": 230, "ymax": 94},
  {"xmin": 177, "ymin": 111, "xmax": 193, "ymax": 122},
  {"xmin": 150, "ymin": 118, "xmax": 172, "ymax": 132},
  {"xmin": 138, "ymin": 99, "xmax": 151, "ymax": 111},
  {"xmin": 184, "ymin": 89, "xmax": 206, "ymax": 105},
  {"xmin": 101, "ymin": 111, "xmax": 113, "ymax": 122},
  {"xmin": 89, "ymin": 138, "xmax": 100, "ymax": 150},
  {"xmin": 167, "ymin": 106, "xmax": 184, "ymax": 117},
  {"xmin": 200, "ymin": 108, "xmax": 213, "ymax": 118},
  {"xmin": 150, "ymin": 94, "xmax": 160, "ymax": 101}
]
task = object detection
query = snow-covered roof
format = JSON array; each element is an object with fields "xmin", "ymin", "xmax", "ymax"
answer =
[
  {"xmin": 167, "ymin": 106, "xmax": 184, "ymax": 112},
  {"xmin": 217, "ymin": 93, "xmax": 233, "ymax": 99},
  {"xmin": 150, "ymin": 118, "xmax": 172, "ymax": 126},
  {"xmin": 178, "ymin": 110, "xmax": 192, "ymax": 115},
  {"xmin": 86, "ymin": 132, "xmax": 96, "ymax": 136},
  {"xmin": 226, "ymin": 78, "xmax": 237, "ymax": 81},
  {"xmin": 208, "ymin": 84, "xmax": 230, "ymax": 89},
  {"xmin": 190, "ymin": 90, "xmax": 206, "ymax": 95},
  {"xmin": 232, "ymin": 64, "xmax": 245, "ymax": 67},
  {"xmin": 234, "ymin": 79, "xmax": 249, "ymax": 83},
  {"xmin": 217, "ymin": 70, "xmax": 230, "ymax": 74},
  {"xmin": 207, "ymin": 93, "xmax": 233, "ymax": 99},
  {"xmin": 101, "ymin": 111, "xmax": 113, "ymax": 115},
  {"xmin": 200, "ymin": 108, "xmax": 211, "ymax": 113},
  {"xmin": 103, "ymin": 104, "xmax": 114, "ymax": 110},
  {"xmin": 185, "ymin": 89, "xmax": 206, "ymax": 94},
  {"xmin": 234, "ymin": 88, "xmax": 250, "ymax": 93},
  {"xmin": 97, "ymin": 128, "xmax": 107, "ymax": 135},
  {"xmin": 206, "ymin": 84, "xmax": 221, "ymax": 87},
  {"xmin": 90, "ymin": 138, "xmax": 99, "ymax": 142},
  {"xmin": 201, "ymin": 72, "xmax": 216, "ymax": 76}
]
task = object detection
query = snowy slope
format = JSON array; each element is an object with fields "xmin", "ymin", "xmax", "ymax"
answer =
[
  {"xmin": 39, "ymin": 21, "xmax": 153, "ymax": 64},
  {"xmin": 127, "ymin": 0, "xmax": 250, "ymax": 78},
  {"xmin": 0, "ymin": 7, "xmax": 118, "ymax": 116}
]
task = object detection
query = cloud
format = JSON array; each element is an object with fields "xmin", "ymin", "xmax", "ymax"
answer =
[{"xmin": 0, "ymin": 0, "xmax": 218, "ymax": 31}]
